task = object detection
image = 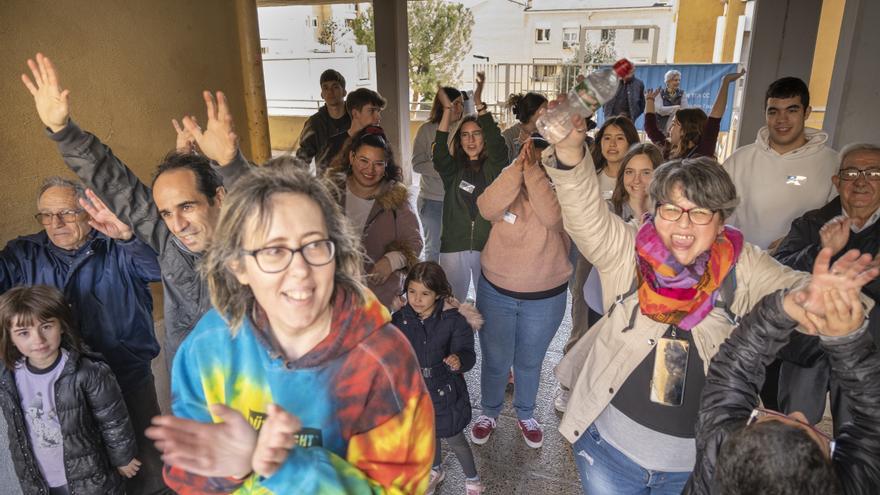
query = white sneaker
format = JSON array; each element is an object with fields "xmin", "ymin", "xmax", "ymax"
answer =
[
  {"xmin": 554, "ymin": 384, "xmax": 570, "ymax": 413},
  {"xmin": 425, "ymin": 466, "xmax": 446, "ymax": 495},
  {"xmin": 465, "ymin": 478, "xmax": 486, "ymax": 494}
]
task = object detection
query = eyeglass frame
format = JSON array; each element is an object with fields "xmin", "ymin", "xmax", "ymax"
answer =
[
  {"xmin": 837, "ymin": 167, "xmax": 880, "ymax": 182},
  {"xmin": 747, "ymin": 407, "xmax": 835, "ymax": 456},
  {"xmin": 34, "ymin": 209, "xmax": 85, "ymax": 226},
  {"xmin": 352, "ymin": 154, "xmax": 387, "ymax": 170},
  {"xmin": 654, "ymin": 202, "xmax": 717, "ymax": 226},
  {"xmin": 241, "ymin": 239, "xmax": 336, "ymax": 273}
]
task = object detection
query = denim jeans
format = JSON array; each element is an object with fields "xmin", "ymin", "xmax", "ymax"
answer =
[
  {"xmin": 417, "ymin": 197, "xmax": 443, "ymax": 263},
  {"xmin": 476, "ymin": 275, "xmax": 566, "ymax": 420},
  {"xmin": 573, "ymin": 423, "xmax": 691, "ymax": 495}
]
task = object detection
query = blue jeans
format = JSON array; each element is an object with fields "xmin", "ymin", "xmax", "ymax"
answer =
[
  {"xmin": 417, "ymin": 197, "xmax": 443, "ymax": 262},
  {"xmin": 573, "ymin": 423, "xmax": 691, "ymax": 495},
  {"xmin": 476, "ymin": 275, "xmax": 566, "ymax": 419}
]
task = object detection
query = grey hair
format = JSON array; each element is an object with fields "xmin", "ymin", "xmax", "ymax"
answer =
[
  {"xmin": 839, "ymin": 142, "xmax": 880, "ymax": 166},
  {"xmin": 36, "ymin": 176, "xmax": 87, "ymax": 207},
  {"xmin": 649, "ymin": 157, "xmax": 740, "ymax": 220},
  {"xmin": 665, "ymin": 69, "xmax": 682, "ymax": 82},
  {"xmin": 199, "ymin": 156, "xmax": 366, "ymax": 332}
]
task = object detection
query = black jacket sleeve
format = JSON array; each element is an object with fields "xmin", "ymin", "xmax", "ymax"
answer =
[
  {"xmin": 773, "ymin": 215, "xmax": 822, "ymax": 273},
  {"xmin": 685, "ymin": 290, "xmax": 798, "ymax": 494},
  {"xmin": 825, "ymin": 326, "xmax": 880, "ymax": 494},
  {"xmin": 447, "ymin": 316, "xmax": 476, "ymax": 374},
  {"xmin": 80, "ymin": 358, "xmax": 137, "ymax": 467}
]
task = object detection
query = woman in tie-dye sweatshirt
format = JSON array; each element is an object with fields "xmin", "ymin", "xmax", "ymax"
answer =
[{"xmin": 147, "ymin": 161, "xmax": 434, "ymax": 494}]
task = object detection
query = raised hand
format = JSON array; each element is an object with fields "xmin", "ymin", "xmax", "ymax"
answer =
[
  {"xmin": 173, "ymin": 117, "xmax": 202, "ymax": 155},
  {"xmin": 804, "ymin": 288, "xmax": 866, "ymax": 338},
  {"xmin": 793, "ymin": 248, "xmax": 878, "ymax": 317},
  {"xmin": 819, "ymin": 215, "xmax": 851, "ymax": 256},
  {"xmin": 21, "ymin": 53, "xmax": 70, "ymax": 132},
  {"xmin": 251, "ymin": 404, "xmax": 301, "ymax": 478},
  {"xmin": 117, "ymin": 458, "xmax": 142, "ymax": 478},
  {"xmin": 436, "ymin": 84, "xmax": 453, "ymax": 108},
  {"xmin": 474, "ymin": 71, "xmax": 486, "ymax": 107},
  {"xmin": 183, "ymin": 91, "xmax": 239, "ymax": 166},
  {"xmin": 146, "ymin": 404, "xmax": 256, "ymax": 479},
  {"xmin": 723, "ymin": 68, "xmax": 746, "ymax": 84},
  {"xmin": 645, "ymin": 87, "xmax": 662, "ymax": 100},
  {"xmin": 544, "ymin": 96, "xmax": 589, "ymax": 163},
  {"xmin": 80, "ymin": 189, "xmax": 133, "ymax": 241}
]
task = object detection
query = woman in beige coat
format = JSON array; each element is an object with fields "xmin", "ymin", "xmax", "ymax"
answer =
[{"xmin": 540, "ymin": 114, "xmax": 872, "ymax": 494}]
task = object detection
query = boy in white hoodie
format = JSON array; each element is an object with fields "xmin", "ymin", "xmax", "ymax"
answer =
[{"xmin": 723, "ymin": 77, "xmax": 838, "ymax": 250}]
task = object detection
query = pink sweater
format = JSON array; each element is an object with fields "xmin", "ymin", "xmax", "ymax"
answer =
[{"xmin": 477, "ymin": 161, "xmax": 573, "ymax": 293}]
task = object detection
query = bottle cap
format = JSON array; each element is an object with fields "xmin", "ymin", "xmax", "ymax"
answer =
[{"xmin": 613, "ymin": 59, "xmax": 634, "ymax": 79}]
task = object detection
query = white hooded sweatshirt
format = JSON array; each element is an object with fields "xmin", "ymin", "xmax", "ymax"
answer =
[{"xmin": 723, "ymin": 127, "xmax": 838, "ymax": 249}]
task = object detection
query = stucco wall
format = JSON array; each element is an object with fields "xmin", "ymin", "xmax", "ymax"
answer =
[
  {"xmin": 0, "ymin": 0, "xmax": 252, "ymax": 246},
  {"xmin": 673, "ymin": 0, "xmax": 724, "ymax": 62}
]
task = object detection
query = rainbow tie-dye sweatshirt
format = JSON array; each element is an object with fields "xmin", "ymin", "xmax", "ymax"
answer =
[{"xmin": 164, "ymin": 289, "xmax": 435, "ymax": 494}]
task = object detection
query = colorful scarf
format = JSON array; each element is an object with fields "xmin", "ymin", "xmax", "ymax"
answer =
[{"xmin": 635, "ymin": 216, "xmax": 743, "ymax": 330}]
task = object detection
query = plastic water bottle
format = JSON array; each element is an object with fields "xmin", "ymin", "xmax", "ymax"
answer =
[{"xmin": 536, "ymin": 59, "xmax": 634, "ymax": 143}]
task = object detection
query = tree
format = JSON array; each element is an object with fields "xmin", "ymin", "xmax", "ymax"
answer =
[
  {"xmin": 349, "ymin": 1, "xmax": 475, "ymax": 105},
  {"xmin": 318, "ymin": 19, "xmax": 343, "ymax": 52},
  {"xmin": 408, "ymin": 0, "xmax": 474, "ymax": 104}
]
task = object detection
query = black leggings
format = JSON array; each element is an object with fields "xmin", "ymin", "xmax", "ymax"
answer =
[{"xmin": 434, "ymin": 431, "xmax": 478, "ymax": 478}]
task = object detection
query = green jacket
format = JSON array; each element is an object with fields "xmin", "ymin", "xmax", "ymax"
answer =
[{"xmin": 433, "ymin": 112, "xmax": 508, "ymax": 253}]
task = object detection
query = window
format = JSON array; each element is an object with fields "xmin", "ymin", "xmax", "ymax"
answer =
[
  {"xmin": 535, "ymin": 28, "xmax": 550, "ymax": 43},
  {"xmin": 533, "ymin": 64, "xmax": 559, "ymax": 81},
  {"xmin": 562, "ymin": 28, "xmax": 579, "ymax": 49},
  {"xmin": 633, "ymin": 28, "xmax": 650, "ymax": 42},
  {"xmin": 601, "ymin": 29, "xmax": 616, "ymax": 42}
]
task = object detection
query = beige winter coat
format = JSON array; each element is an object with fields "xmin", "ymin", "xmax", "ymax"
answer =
[{"xmin": 542, "ymin": 146, "xmax": 811, "ymax": 445}]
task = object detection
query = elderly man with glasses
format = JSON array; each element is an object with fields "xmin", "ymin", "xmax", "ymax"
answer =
[
  {"xmin": 0, "ymin": 176, "xmax": 169, "ymax": 493},
  {"xmin": 773, "ymin": 142, "xmax": 880, "ymax": 435}
]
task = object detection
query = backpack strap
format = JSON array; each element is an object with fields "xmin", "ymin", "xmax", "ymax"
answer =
[{"xmin": 713, "ymin": 265, "xmax": 739, "ymax": 325}]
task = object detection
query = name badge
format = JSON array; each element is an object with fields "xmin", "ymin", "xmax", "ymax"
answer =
[
  {"xmin": 459, "ymin": 180, "xmax": 476, "ymax": 194},
  {"xmin": 601, "ymin": 190, "xmax": 613, "ymax": 200},
  {"xmin": 786, "ymin": 175, "xmax": 807, "ymax": 186},
  {"xmin": 503, "ymin": 211, "xmax": 517, "ymax": 224}
]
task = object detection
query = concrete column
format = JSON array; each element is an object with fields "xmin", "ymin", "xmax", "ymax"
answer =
[
  {"xmin": 236, "ymin": 0, "xmax": 271, "ymax": 164},
  {"xmin": 736, "ymin": 0, "xmax": 822, "ymax": 148},
  {"xmin": 823, "ymin": 0, "xmax": 880, "ymax": 148},
  {"xmin": 373, "ymin": 0, "xmax": 412, "ymax": 184}
]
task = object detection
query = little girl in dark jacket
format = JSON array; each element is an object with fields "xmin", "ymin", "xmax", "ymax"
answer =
[
  {"xmin": 392, "ymin": 261, "xmax": 484, "ymax": 495},
  {"xmin": 0, "ymin": 285, "xmax": 138, "ymax": 495}
]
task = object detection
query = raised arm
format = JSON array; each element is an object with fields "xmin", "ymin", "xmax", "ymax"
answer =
[
  {"xmin": 709, "ymin": 69, "xmax": 745, "ymax": 119},
  {"xmin": 521, "ymin": 142, "xmax": 564, "ymax": 231},
  {"xmin": 643, "ymin": 88, "xmax": 669, "ymax": 146},
  {"xmin": 476, "ymin": 156, "xmax": 523, "ymax": 222}
]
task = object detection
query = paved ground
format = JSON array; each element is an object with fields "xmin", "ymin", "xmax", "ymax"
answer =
[{"xmin": 435, "ymin": 290, "xmax": 582, "ymax": 495}]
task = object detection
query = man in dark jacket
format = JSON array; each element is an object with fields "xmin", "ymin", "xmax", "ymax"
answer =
[
  {"xmin": 317, "ymin": 87, "xmax": 386, "ymax": 172},
  {"xmin": 773, "ymin": 142, "xmax": 880, "ymax": 433},
  {"xmin": 22, "ymin": 53, "xmax": 250, "ymax": 367},
  {"xmin": 296, "ymin": 69, "xmax": 350, "ymax": 174},
  {"xmin": 602, "ymin": 64, "xmax": 646, "ymax": 122},
  {"xmin": 685, "ymin": 271, "xmax": 880, "ymax": 494},
  {"xmin": 0, "ymin": 177, "xmax": 166, "ymax": 494}
]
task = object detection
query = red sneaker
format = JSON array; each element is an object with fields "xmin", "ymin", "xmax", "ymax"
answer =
[
  {"xmin": 518, "ymin": 418, "xmax": 544, "ymax": 448},
  {"xmin": 470, "ymin": 415, "xmax": 496, "ymax": 445}
]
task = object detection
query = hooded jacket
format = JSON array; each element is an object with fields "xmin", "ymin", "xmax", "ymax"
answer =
[
  {"xmin": 392, "ymin": 299, "xmax": 482, "ymax": 437},
  {"xmin": 0, "ymin": 348, "xmax": 136, "ymax": 495},
  {"xmin": 0, "ymin": 231, "xmax": 160, "ymax": 392},
  {"xmin": 164, "ymin": 288, "xmax": 434, "ymax": 494},
  {"xmin": 723, "ymin": 127, "xmax": 839, "ymax": 249},
  {"xmin": 433, "ymin": 112, "xmax": 509, "ymax": 254},
  {"xmin": 325, "ymin": 169, "xmax": 423, "ymax": 308},
  {"xmin": 684, "ymin": 291, "xmax": 880, "ymax": 495},
  {"xmin": 48, "ymin": 120, "xmax": 251, "ymax": 365}
]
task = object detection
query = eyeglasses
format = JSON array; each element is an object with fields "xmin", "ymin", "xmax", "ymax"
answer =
[
  {"xmin": 838, "ymin": 168, "xmax": 880, "ymax": 182},
  {"xmin": 354, "ymin": 155, "xmax": 387, "ymax": 169},
  {"xmin": 460, "ymin": 130, "xmax": 483, "ymax": 140},
  {"xmin": 747, "ymin": 407, "xmax": 835, "ymax": 455},
  {"xmin": 35, "ymin": 209, "xmax": 84, "ymax": 226},
  {"xmin": 243, "ymin": 239, "xmax": 335, "ymax": 273},
  {"xmin": 655, "ymin": 202, "xmax": 716, "ymax": 225}
]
